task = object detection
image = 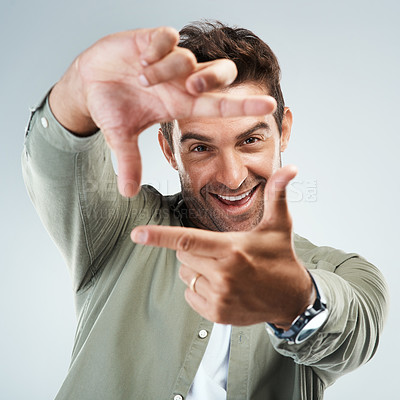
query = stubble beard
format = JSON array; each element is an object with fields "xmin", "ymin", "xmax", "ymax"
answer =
[{"xmin": 179, "ymin": 175, "xmax": 266, "ymax": 232}]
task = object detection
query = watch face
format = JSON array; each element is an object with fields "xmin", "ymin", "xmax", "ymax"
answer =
[{"xmin": 296, "ymin": 309, "xmax": 329, "ymax": 344}]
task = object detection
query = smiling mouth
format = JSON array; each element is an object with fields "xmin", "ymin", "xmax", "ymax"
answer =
[{"xmin": 211, "ymin": 185, "xmax": 259, "ymax": 206}]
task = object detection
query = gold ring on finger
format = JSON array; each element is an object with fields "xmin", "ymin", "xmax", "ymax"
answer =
[{"xmin": 189, "ymin": 273, "xmax": 201, "ymax": 293}]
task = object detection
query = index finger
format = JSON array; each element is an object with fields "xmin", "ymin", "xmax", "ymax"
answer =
[
  {"xmin": 131, "ymin": 225, "xmax": 232, "ymax": 257},
  {"xmin": 190, "ymin": 93, "xmax": 277, "ymax": 119}
]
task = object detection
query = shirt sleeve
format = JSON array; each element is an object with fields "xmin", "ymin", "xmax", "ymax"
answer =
[
  {"xmin": 268, "ymin": 243, "xmax": 389, "ymax": 388},
  {"xmin": 21, "ymin": 95, "xmax": 148, "ymax": 293}
]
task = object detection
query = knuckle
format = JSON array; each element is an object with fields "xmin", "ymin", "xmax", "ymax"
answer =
[
  {"xmin": 213, "ymin": 274, "xmax": 229, "ymax": 293},
  {"xmin": 218, "ymin": 97, "xmax": 229, "ymax": 117},
  {"xmin": 229, "ymin": 241, "xmax": 246, "ymax": 262},
  {"xmin": 159, "ymin": 26, "xmax": 179, "ymax": 43},
  {"xmin": 178, "ymin": 264, "xmax": 188, "ymax": 281},
  {"xmin": 201, "ymin": 72, "xmax": 219, "ymax": 90},
  {"xmin": 176, "ymin": 249, "xmax": 184, "ymax": 263},
  {"xmin": 217, "ymin": 58, "xmax": 237, "ymax": 74},
  {"xmin": 146, "ymin": 230, "xmax": 160, "ymax": 247},
  {"xmin": 176, "ymin": 233, "xmax": 193, "ymax": 252},
  {"xmin": 230, "ymin": 244, "xmax": 242, "ymax": 259},
  {"xmin": 213, "ymin": 272, "xmax": 234, "ymax": 297},
  {"xmin": 103, "ymin": 128, "xmax": 133, "ymax": 149},
  {"xmin": 178, "ymin": 49, "xmax": 197, "ymax": 71},
  {"xmin": 262, "ymin": 215, "xmax": 276, "ymax": 228},
  {"xmin": 207, "ymin": 59, "xmax": 236, "ymax": 88},
  {"xmin": 226, "ymin": 59, "xmax": 238, "ymax": 80},
  {"xmin": 141, "ymin": 66, "xmax": 159, "ymax": 85}
]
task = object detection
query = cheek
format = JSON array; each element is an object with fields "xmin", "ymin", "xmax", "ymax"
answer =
[
  {"xmin": 178, "ymin": 163, "xmax": 202, "ymax": 191},
  {"xmin": 178, "ymin": 162, "xmax": 210, "ymax": 192},
  {"xmin": 245, "ymin": 149, "xmax": 280, "ymax": 177}
]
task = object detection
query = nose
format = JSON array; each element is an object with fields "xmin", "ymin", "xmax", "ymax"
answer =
[{"xmin": 214, "ymin": 151, "xmax": 248, "ymax": 190}]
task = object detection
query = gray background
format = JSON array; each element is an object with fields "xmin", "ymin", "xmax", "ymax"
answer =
[{"xmin": 1, "ymin": 0, "xmax": 399, "ymax": 398}]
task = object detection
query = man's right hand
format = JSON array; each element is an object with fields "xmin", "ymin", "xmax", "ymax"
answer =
[{"xmin": 49, "ymin": 27, "xmax": 276, "ymax": 197}]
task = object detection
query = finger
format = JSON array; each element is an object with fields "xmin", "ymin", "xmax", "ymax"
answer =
[
  {"xmin": 131, "ymin": 225, "xmax": 232, "ymax": 257},
  {"xmin": 258, "ymin": 164, "xmax": 297, "ymax": 230},
  {"xmin": 184, "ymin": 287, "xmax": 209, "ymax": 320},
  {"xmin": 140, "ymin": 26, "xmax": 179, "ymax": 66},
  {"xmin": 190, "ymin": 93, "xmax": 277, "ymax": 118},
  {"xmin": 185, "ymin": 59, "xmax": 238, "ymax": 94},
  {"xmin": 179, "ymin": 265, "xmax": 210, "ymax": 298},
  {"xmin": 177, "ymin": 251, "xmax": 219, "ymax": 276},
  {"xmin": 180, "ymin": 266, "xmax": 213, "ymax": 323},
  {"xmin": 107, "ymin": 135, "xmax": 142, "ymax": 197},
  {"xmin": 140, "ymin": 47, "xmax": 197, "ymax": 86}
]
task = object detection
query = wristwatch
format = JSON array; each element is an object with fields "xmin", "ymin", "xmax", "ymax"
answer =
[{"xmin": 266, "ymin": 273, "xmax": 329, "ymax": 345}]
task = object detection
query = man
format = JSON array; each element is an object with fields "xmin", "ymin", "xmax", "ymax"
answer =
[{"xmin": 22, "ymin": 21, "xmax": 388, "ymax": 400}]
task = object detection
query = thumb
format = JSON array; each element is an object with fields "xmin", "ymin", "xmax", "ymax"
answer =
[{"xmin": 258, "ymin": 164, "xmax": 297, "ymax": 230}]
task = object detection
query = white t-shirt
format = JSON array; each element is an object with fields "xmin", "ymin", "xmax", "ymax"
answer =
[{"xmin": 187, "ymin": 324, "xmax": 232, "ymax": 400}]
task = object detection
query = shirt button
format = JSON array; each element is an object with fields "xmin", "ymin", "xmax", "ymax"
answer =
[
  {"xmin": 173, "ymin": 395, "xmax": 183, "ymax": 400},
  {"xmin": 198, "ymin": 329, "xmax": 208, "ymax": 339},
  {"xmin": 41, "ymin": 117, "xmax": 49, "ymax": 128}
]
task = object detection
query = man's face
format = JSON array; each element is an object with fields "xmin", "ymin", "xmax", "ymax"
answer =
[{"xmin": 162, "ymin": 83, "xmax": 291, "ymax": 232}]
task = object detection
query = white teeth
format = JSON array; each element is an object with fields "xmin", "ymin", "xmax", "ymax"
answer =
[{"xmin": 217, "ymin": 189, "xmax": 252, "ymax": 202}]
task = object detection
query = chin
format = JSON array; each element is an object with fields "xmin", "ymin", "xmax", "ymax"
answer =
[
  {"xmin": 218, "ymin": 220, "xmax": 259, "ymax": 232},
  {"xmin": 206, "ymin": 211, "xmax": 263, "ymax": 232}
]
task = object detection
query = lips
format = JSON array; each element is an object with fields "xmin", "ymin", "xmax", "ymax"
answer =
[
  {"xmin": 217, "ymin": 188, "xmax": 252, "ymax": 202},
  {"xmin": 212, "ymin": 185, "xmax": 258, "ymax": 207}
]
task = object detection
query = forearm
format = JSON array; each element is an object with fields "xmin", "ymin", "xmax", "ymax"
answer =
[{"xmin": 269, "ymin": 255, "xmax": 389, "ymax": 386}]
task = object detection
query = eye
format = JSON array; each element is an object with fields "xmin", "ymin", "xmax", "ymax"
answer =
[
  {"xmin": 243, "ymin": 137, "xmax": 259, "ymax": 145},
  {"xmin": 192, "ymin": 144, "xmax": 208, "ymax": 152}
]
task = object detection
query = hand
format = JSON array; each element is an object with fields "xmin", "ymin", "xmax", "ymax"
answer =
[
  {"xmin": 131, "ymin": 165, "xmax": 315, "ymax": 327},
  {"xmin": 49, "ymin": 27, "xmax": 276, "ymax": 197}
]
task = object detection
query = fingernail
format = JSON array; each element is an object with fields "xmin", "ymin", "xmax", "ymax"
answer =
[
  {"xmin": 138, "ymin": 74, "xmax": 150, "ymax": 87},
  {"xmin": 194, "ymin": 77, "xmax": 206, "ymax": 93},
  {"xmin": 132, "ymin": 229, "xmax": 148, "ymax": 244},
  {"xmin": 118, "ymin": 179, "xmax": 140, "ymax": 198},
  {"xmin": 140, "ymin": 58, "xmax": 149, "ymax": 67}
]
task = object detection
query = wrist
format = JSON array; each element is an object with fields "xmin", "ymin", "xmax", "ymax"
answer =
[
  {"xmin": 273, "ymin": 267, "xmax": 316, "ymax": 330},
  {"xmin": 49, "ymin": 60, "xmax": 98, "ymax": 136},
  {"xmin": 266, "ymin": 272, "xmax": 328, "ymax": 344}
]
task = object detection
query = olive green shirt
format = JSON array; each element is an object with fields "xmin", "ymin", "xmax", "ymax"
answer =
[{"xmin": 22, "ymin": 98, "xmax": 389, "ymax": 400}]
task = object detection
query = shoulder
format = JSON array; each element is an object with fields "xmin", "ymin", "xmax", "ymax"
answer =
[{"xmin": 294, "ymin": 234, "xmax": 389, "ymax": 309}]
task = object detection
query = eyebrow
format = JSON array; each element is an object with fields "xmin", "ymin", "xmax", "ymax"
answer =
[{"xmin": 180, "ymin": 121, "xmax": 271, "ymax": 144}]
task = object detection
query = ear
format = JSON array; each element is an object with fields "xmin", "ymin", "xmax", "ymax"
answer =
[
  {"xmin": 158, "ymin": 129, "xmax": 178, "ymax": 170},
  {"xmin": 280, "ymin": 107, "xmax": 293, "ymax": 152}
]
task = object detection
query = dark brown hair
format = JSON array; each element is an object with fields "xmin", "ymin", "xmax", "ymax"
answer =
[{"xmin": 160, "ymin": 20, "xmax": 285, "ymax": 148}]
